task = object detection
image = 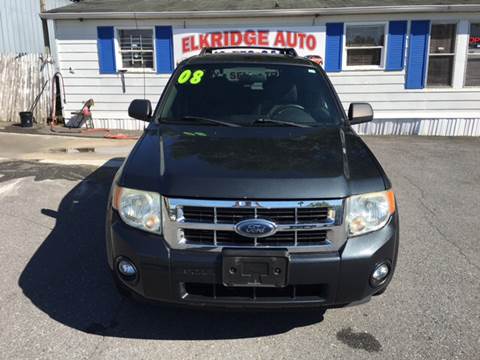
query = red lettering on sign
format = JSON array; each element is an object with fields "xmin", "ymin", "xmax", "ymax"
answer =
[
  {"xmin": 223, "ymin": 31, "xmax": 230, "ymax": 46},
  {"xmin": 199, "ymin": 34, "xmax": 210, "ymax": 48},
  {"xmin": 210, "ymin": 32, "xmax": 223, "ymax": 47},
  {"xmin": 230, "ymin": 31, "xmax": 242, "ymax": 46},
  {"xmin": 258, "ymin": 31, "xmax": 269, "ymax": 46},
  {"xmin": 286, "ymin": 32, "xmax": 297, "ymax": 47},
  {"xmin": 180, "ymin": 30, "xmax": 319, "ymax": 54},
  {"xmin": 470, "ymin": 36, "xmax": 480, "ymax": 44},
  {"xmin": 274, "ymin": 31, "xmax": 286, "ymax": 47},
  {"xmin": 244, "ymin": 30, "xmax": 257, "ymax": 46},
  {"xmin": 182, "ymin": 37, "xmax": 190, "ymax": 53},
  {"xmin": 297, "ymin": 33, "xmax": 306, "ymax": 49},
  {"xmin": 306, "ymin": 35, "xmax": 317, "ymax": 51},
  {"xmin": 190, "ymin": 35, "xmax": 199, "ymax": 51}
]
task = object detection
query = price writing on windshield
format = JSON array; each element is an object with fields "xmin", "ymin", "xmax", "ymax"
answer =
[{"xmin": 178, "ymin": 70, "xmax": 205, "ymax": 85}]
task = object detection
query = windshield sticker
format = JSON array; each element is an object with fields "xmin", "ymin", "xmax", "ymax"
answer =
[
  {"xmin": 190, "ymin": 70, "xmax": 205, "ymax": 84},
  {"xmin": 211, "ymin": 68, "xmax": 279, "ymax": 82},
  {"xmin": 178, "ymin": 69, "xmax": 205, "ymax": 85},
  {"xmin": 178, "ymin": 70, "xmax": 192, "ymax": 84}
]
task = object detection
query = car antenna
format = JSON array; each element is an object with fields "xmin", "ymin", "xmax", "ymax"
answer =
[{"xmin": 133, "ymin": 11, "xmax": 147, "ymax": 130}]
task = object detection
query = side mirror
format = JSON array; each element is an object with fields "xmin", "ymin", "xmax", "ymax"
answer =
[
  {"xmin": 128, "ymin": 99, "xmax": 152, "ymax": 122},
  {"xmin": 348, "ymin": 103, "xmax": 373, "ymax": 125}
]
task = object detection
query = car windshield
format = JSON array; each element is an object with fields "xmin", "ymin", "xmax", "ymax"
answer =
[{"xmin": 157, "ymin": 63, "xmax": 344, "ymax": 127}]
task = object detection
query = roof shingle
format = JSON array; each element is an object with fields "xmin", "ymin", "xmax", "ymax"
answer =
[{"xmin": 47, "ymin": 0, "xmax": 480, "ymax": 13}]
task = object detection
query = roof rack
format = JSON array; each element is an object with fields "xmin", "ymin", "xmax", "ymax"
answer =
[{"xmin": 199, "ymin": 46, "xmax": 298, "ymax": 57}]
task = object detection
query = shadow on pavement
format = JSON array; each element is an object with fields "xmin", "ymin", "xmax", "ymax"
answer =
[{"xmin": 18, "ymin": 161, "xmax": 324, "ymax": 340}]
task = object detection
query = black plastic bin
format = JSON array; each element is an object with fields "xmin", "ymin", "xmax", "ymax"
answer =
[{"xmin": 19, "ymin": 112, "xmax": 34, "ymax": 128}]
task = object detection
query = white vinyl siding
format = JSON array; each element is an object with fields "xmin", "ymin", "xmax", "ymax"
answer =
[
  {"xmin": 330, "ymin": 70, "xmax": 480, "ymax": 119},
  {"xmin": 56, "ymin": 21, "xmax": 168, "ymax": 129},
  {"xmin": 53, "ymin": 15, "xmax": 480, "ymax": 134},
  {"xmin": 329, "ymin": 18, "xmax": 479, "ymax": 122}
]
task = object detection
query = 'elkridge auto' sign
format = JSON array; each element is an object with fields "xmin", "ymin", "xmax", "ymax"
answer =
[{"xmin": 173, "ymin": 27, "xmax": 326, "ymax": 63}]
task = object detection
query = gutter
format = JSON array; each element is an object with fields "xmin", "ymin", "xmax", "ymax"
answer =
[{"xmin": 40, "ymin": 5, "xmax": 480, "ymax": 20}]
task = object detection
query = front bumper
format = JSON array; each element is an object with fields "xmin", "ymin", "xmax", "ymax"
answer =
[{"xmin": 107, "ymin": 212, "xmax": 399, "ymax": 309}]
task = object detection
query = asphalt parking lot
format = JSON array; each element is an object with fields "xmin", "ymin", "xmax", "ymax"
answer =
[{"xmin": 0, "ymin": 134, "xmax": 479, "ymax": 360}]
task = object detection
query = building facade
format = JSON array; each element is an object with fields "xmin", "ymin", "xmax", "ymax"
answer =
[
  {"xmin": 0, "ymin": 0, "xmax": 72, "ymax": 54},
  {"xmin": 42, "ymin": 1, "xmax": 480, "ymax": 135}
]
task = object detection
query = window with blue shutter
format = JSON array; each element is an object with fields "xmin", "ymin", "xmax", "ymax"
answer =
[
  {"xmin": 97, "ymin": 26, "xmax": 116, "ymax": 74},
  {"xmin": 325, "ymin": 23, "xmax": 344, "ymax": 72},
  {"xmin": 155, "ymin": 26, "xmax": 174, "ymax": 74},
  {"xmin": 386, "ymin": 21, "xmax": 407, "ymax": 71},
  {"xmin": 406, "ymin": 21, "xmax": 430, "ymax": 89},
  {"xmin": 118, "ymin": 29, "xmax": 154, "ymax": 70}
]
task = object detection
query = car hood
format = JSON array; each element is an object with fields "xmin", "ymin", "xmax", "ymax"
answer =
[{"xmin": 120, "ymin": 125, "xmax": 388, "ymax": 199}]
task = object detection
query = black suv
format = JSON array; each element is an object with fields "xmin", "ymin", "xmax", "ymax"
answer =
[{"xmin": 106, "ymin": 47, "xmax": 399, "ymax": 309}]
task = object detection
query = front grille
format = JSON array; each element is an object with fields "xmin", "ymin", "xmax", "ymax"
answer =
[
  {"xmin": 182, "ymin": 207, "xmax": 330, "ymax": 224},
  {"xmin": 184, "ymin": 283, "xmax": 327, "ymax": 301},
  {"xmin": 165, "ymin": 198, "xmax": 343, "ymax": 250},
  {"xmin": 182, "ymin": 206, "xmax": 214, "ymax": 223},
  {"xmin": 183, "ymin": 229, "xmax": 328, "ymax": 246},
  {"xmin": 256, "ymin": 208, "xmax": 295, "ymax": 224},
  {"xmin": 182, "ymin": 229, "xmax": 214, "ymax": 245},
  {"xmin": 217, "ymin": 208, "xmax": 255, "ymax": 223},
  {"xmin": 297, "ymin": 207, "xmax": 330, "ymax": 223}
]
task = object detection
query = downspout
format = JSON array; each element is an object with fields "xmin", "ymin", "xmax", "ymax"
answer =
[
  {"xmin": 42, "ymin": 1, "xmax": 64, "ymax": 127},
  {"xmin": 39, "ymin": 0, "xmax": 50, "ymax": 51},
  {"xmin": 50, "ymin": 72, "xmax": 66, "ymax": 128}
]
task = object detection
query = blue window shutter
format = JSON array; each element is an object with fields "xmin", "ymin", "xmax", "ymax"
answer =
[
  {"xmin": 386, "ymin": 21, "xmax": 407, "ymax": 71},
  {"xmin": 155, "ymin": 26, "xmax": 174, "ymax": 74},
  {"xmin": 325, "ymin": 23, "xmax": 343, "ymax": 73},
  {"xmin": 406, "ymin": 21, "xmax": 430, "ymax": 89},
  {"xmin": 97, "ymin": 26, "xmax": 116, "ymax": 74}
]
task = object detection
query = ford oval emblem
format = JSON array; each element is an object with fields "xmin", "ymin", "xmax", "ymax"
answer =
[{"xmin": 234, "ymin": 219, "xmax": 277, "ymax": 238}]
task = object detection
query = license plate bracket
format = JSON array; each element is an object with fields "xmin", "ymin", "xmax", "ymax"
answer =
[{"xmin": 222, "ymin": 249, "xmax": 288, "ymax": 288}]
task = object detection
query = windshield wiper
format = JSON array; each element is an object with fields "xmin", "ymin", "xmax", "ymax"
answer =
[
  {"xmin": 253, "ymin": 118, "xmax": 312, "ymax": 128},
  {"xmin": 180, "ymin": 116, "xmax": 241, "ymax": 128}
]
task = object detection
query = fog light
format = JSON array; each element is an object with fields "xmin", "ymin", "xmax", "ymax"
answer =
[
  {"xmin": 118, "ymin": 259, "xmax": 137, "ymax": 278},
  {"xmin": 371, "ymin": 263, "xmax": 390, "ymax": 287}
]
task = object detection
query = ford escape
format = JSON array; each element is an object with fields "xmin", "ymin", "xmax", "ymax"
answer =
[{"xmin": 106, "ymin": 47, "xmax": 399, "ymax": 309}]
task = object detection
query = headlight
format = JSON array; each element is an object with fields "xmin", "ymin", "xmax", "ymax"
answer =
[
  {"xmin": 112, "ymin": 185, "xmax": 162, "ymax": 234},
  {"xmin": 346, "ymin": 190, "xmax": 395, "ymax": 237}
]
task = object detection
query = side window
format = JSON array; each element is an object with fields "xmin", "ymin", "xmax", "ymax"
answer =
[
  {"xmin": 465, "ymin": 23, "xmax": 480, "ymax": 87},
  {"xmin": 427, "ymin": 23, "xmax": 456, "ymax": 87},
  {"xmin": 345, "ymin": 24, "xmax": 386, "ymax": 68},
  {"xmin": 118, "ymin": 29, "xmax": 154, "ymax": 70}
]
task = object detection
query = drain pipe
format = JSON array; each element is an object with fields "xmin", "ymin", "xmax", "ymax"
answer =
[{"xmin": 50, "ymin": 72, "xmax": 66, "ymax": 128}]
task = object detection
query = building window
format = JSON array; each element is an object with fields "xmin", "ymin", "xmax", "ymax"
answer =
[
  {"xmin": 345, "ymin": 24, "xmax": 386, "ymax": 68},
  {"xmin": 118, "ymin": 29, "xmax": 154, "ymax": 70},
  {"xmin": 465, "ymin": 23, "xmax": 480, "ymax": 87},
  {"xmin": 427, "ymin": 24, "xmax": 456, "ymax": 87}
]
